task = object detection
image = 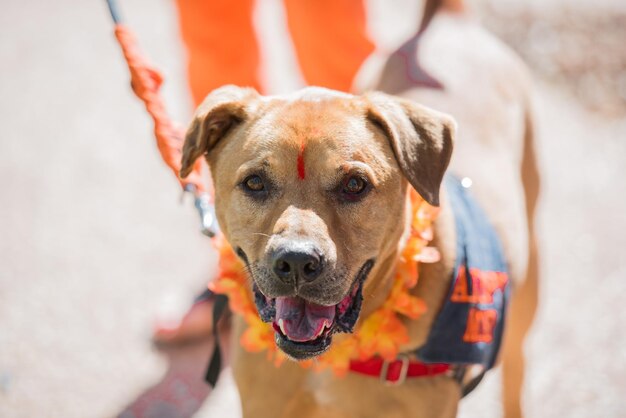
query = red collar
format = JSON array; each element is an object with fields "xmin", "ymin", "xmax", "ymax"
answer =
[{"xmin": 349, "ymin": 355, "xmax": 450, "ymax": 385}]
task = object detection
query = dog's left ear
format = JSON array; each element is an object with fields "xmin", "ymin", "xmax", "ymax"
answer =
[
  {"xmin": 180, "ymin": 85, "xmax": 259, "ymax": 178},
  {"xmin": 365, "ymin": 92, "xmax": 456, "ymax": 206}
]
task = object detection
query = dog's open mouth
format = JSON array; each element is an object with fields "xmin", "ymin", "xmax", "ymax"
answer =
[{"xmin": 253, "ymin": 259, "xmax": 374, "ymax": 360}]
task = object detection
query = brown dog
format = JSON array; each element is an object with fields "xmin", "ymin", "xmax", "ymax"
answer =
[{"xmin": 179, "ymin": 1, "xmax": 539, "ymax": 417}]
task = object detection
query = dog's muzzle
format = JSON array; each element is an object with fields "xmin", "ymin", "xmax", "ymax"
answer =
[{"xmin": 253, "ymin": 259, "xmax": 375, "ymax": 360}]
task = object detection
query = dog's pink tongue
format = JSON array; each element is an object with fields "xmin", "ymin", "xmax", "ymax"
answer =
[{"xmin": 275, "ymin": 296, "xmax": 335, "ymax": 342}]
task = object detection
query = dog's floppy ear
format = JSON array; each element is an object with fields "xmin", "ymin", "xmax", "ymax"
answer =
[
  {"xmin": 365, "ymin": 92, "xmax": 455, "ymax": 206},
  {"xmin": 180, "ymin": 85, "xmax": 259, "ymax": 178}
]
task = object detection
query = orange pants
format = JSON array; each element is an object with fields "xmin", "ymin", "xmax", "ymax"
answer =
[{"xmin": 176, "ymin": 0, "xmax": 375, "ymax": 105}]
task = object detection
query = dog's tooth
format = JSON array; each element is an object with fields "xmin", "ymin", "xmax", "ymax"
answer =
[
  {"xmin": 314, "ymin": 326, "xmax": 324, "ymax": 339},
  {"xmin": 278, "ymin": 318, "xmax": 287, "ymax": 335}
]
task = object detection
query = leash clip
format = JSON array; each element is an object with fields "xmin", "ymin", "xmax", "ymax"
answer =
[
  {"xmin": 183, "ymin": 184, "xmax": 219, "ymax": 237},
  {"xmin": 380, "ymin": 354, "xmax": 410, "ymax": 386}
]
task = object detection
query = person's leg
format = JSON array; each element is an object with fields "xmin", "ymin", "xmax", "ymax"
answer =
[
  {"xmin": 176, "ymin": 0, "xmax": 262, "ymax": 105},
  {"xmin": 155, "ymin": 1, "xmax": 259, "ymax": 344},
  {"xmin": 283, "ymin": 0, "xmax": 375, "ymax": 92},
  {"xmin": 153, "ymin": 289, "xmax": 217, "ymax": 345}
]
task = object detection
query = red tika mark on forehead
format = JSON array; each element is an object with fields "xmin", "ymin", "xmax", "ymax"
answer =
[{"xmin": 297, "ymin": 139, "xmax": 306, "ymax": 180}]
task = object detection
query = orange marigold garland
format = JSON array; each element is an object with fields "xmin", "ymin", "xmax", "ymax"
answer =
[{"xmin": 208, "ymin": 188, "xmax": 439, "ymax": 375}]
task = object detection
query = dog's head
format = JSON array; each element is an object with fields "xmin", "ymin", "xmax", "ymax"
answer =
[{"xmin": 180, "ymin": 86, "xmax": 455, "ymax": 360}]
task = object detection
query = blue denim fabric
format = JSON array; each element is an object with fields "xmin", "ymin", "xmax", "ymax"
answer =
[{"xmin": 417, "ymin": 176, "xmax": 510, "ymax": 370}]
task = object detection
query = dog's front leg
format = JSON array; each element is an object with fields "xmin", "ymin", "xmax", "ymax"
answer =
[{"xmin": 231, "ymin": 317, "xmax": 310, "ymax": 418}]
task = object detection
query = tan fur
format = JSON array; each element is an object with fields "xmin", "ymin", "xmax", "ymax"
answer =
[
  {"xmin": 180, "ymin": 6, "xmax": 539, "ymax": 418},
  {"xmin": 356, "ymin": 7, "xmax": 540, "ymax": 418}
]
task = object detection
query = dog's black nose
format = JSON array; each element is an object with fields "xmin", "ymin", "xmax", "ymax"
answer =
[{"xmin": 272, "ymin": 247, "xmax": 323, "ymax": 284}]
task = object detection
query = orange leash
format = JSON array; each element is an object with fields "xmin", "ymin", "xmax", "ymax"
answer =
[{"xmin": 106, "ymin": 0, "xmax": 217, "ymax": 236}]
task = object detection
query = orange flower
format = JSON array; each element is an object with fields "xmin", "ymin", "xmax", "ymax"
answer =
[
  {"xmin": 413, "ymin": 246, "xmax": 440, "ymax": 264},
  {"xmin": 316, "ymin": 337, "xmax": 359, "ymax": 376},
  {"xmin": 241, "ymin": 319, "xmax": 274, "ymax": 353},
  {"xmin": 357, "ymin": 310, "xmax": 409, "ymax": 361},
  {"xmin": 391, "ymin": 290, "xmax": 427, "ymax": 319},
  {"xmin": 209, "ymin": 277, "xmax": 250, "ymax": 316}
]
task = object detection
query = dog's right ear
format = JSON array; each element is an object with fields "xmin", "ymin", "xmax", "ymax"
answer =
[{"xmin": 180, "ymin": 85, "xmax": 259, "ymax": 178}]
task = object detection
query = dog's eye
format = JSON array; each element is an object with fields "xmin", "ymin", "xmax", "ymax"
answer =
[
  {"xmin": 340, "ymin": 176, "xmax": 369, "ymax": 201},
  {"xmin": 243, "ymin": 175, "xmax": 265, "ymax": 192},
  {"xmin": 344, "ymin": 177, "xmax": 366, "ymax": 194}
]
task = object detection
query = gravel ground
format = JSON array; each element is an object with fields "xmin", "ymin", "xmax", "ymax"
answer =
[{"xmin": 1, "ymin": 1, "xmax": 624, "ymax": 417}]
